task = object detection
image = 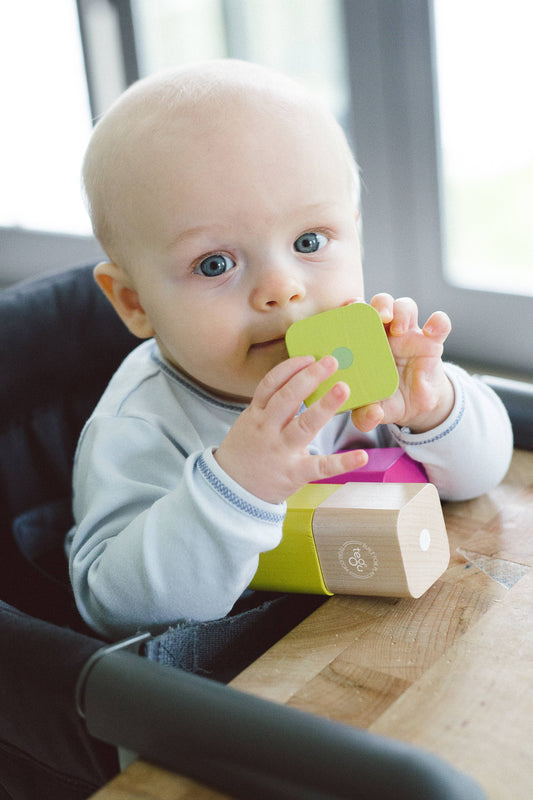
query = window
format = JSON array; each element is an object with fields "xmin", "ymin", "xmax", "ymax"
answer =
[
  {"xmin": 0, "ymin": 0, "xmax": 104, "ymax": 284},
  {"xmin": 0, "ymin": 0, "xmax": 92, "ymax": 235},
  {"xmin": 131, "ymin": 0, "xmax": 349, "ymax": 124},
  {"xmin": 133, "ymin": 0, "xmax": 227, "ymax": 70},
  {"xmin": 4, "ymin": 0, "xmax": 532, "ymax": 377},
  {"xmin": 434, "ymin": 0, "xmax": 533, "ymax": 296},
  {"xmin": 344, "ymin": 0, "xmax": 533, "ymax": 376}
]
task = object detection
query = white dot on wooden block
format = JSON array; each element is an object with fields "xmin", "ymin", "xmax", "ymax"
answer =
[{"xmin": 419, "ymin": 528, "xmax": 431, "ymax": 551}]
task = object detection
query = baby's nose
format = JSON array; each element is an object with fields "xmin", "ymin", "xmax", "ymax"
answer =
[{"xmin": 250, "ymin": 268, "xmax": 306, "ymax": 310}]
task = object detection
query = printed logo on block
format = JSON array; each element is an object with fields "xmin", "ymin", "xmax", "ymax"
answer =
[
  {"xmin": 285, "ymin": 303, "xmax": 399, "ymax": 413},
  {"xmin": 339, "ymin": 540, "xmax": 379, "ymax": 580}
]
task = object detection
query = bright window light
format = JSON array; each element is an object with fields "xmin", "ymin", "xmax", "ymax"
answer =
[
  {"xmin": 434, "ymin": 0, "xmax": 533, "ymax": 295},
  {"xmin": 0, "ymin": 0, "xmax": 93, "ymax": 235},
  {"xmin": 132, "ymin": 0, "xmax": 349, "ymax": 123}
]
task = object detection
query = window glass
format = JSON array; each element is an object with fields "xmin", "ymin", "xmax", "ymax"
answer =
[
  {"xmin": 232, "ymin": 0, "xmax": 348, "ymax": 121},
  {"xmin": 132, "ymin": 0, "xmax": 348, "ymax": 124},
  {"xmin": 0, "ymin": 0, "xmax": 93, "ymax": 235},
  {"xmin": 132, "ymin": 0, "xmax": 227, "ymax": 72},
  {"xmin": 434, "ymin": 0, "xmax": 533, "ymax": 295}
]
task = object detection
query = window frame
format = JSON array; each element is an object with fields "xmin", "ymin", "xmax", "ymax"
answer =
[{"xmin": 343, "ymin": 0, "xmax": 532, "ymax": 376}]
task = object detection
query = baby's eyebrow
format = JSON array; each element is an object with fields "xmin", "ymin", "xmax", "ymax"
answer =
[
  {"xmin": 166, "ymin": 224, "xmax": 224, "ymax": 251},
  {"xmin": 293, "ymin": 200, "xmax": 347, "ymax": 223},
  {"xmin": 301, "ymin": 202, "xmax": 337, "ymax": 213}
]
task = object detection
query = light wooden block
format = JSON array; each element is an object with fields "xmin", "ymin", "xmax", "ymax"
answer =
[
  {"xmin": 285, "ymin": 303, "xmax": 399, "ymax": 412},
  {"xmin": 313, "ymin": 483, "xmax": 449, "ymax": 597},
  {"xmin": 251, "ymin": 483, "xmax": 449, "ymax": 599}
]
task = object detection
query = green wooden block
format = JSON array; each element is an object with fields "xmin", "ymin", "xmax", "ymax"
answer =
[{"xmin": 285, "ymin": 303, "xmax": 399, "ymax": 412}]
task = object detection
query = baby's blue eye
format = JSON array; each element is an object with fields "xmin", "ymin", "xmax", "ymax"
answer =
[
  {"xmin": 196, "ymin": 253, "xmax": 236, "ymax": 277},
  {"xmin": 294, "ymin": 232, "xmax": 327, "ymax": 254}
]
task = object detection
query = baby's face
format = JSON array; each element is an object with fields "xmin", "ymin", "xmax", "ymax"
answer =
[{"xmin": 122, "ymin": 101, "xmax": 364, "ymax": 402}]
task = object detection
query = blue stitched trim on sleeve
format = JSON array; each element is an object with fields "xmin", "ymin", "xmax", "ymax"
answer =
[
  {"xmin": 197, "ymin": 454, "xmax": 285, "ymax": 525},
  {"xmin": 390, "ymin": 384, "xmax": 466, "ymax": 447}
]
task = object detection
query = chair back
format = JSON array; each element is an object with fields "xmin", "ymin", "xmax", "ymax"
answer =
[{"xmin": 0, "ymin": 265, "xmax": 137, "ymax": 620}]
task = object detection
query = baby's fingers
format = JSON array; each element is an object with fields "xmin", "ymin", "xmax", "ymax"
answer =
[
  {"xmin": 370, "ymin": 292, "xmax": 395, "ymax": 324},
  {"xmin": 253, "ymin": 355, "xmax": 315, "ymax": 410},
  {"xmin": 289, "ymin": 380, "xmax": 351, "ymax": 444},
  {"xmin": 371, "ymin": 295, "xmax": 422, "ymax": 336},
  {"xmin": 351, "ymin": 402, "xmax": 385, "ymax": 433},
  {"xmin": 423, "ymin": 310, "xmax": 452, "ymax": 344},
  {"xmin": 257, "ymin": 355, "xmax": 340, "ymax": 426},
  {"xmin": 389, "ymin": 297, "xmax": 419, "ymax": 336},
  {"xmin": 306, "ymin": 448, "xmax": 369, "ymax": 483}
]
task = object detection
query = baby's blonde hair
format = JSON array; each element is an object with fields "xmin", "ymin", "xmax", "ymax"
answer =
[{"xmin": 82, "ymin": 59, "xmax": 359, "ymax": 265}]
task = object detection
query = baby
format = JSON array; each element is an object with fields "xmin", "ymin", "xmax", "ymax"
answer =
[{"xmin": 68, "ymin": 59, "xmax": 513, "ymax": 639}]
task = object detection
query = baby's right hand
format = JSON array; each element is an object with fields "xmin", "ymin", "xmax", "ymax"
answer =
[{"xmin": 214, "ymin": 355, "xmax": 368, "ymax": 505}]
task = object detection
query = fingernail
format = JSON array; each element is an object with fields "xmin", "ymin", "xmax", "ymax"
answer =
[
  {"xmin": 332, "ymin": 381, "xmax": 350, "ymax": 400},
  {"xmin": 370, "ymin": 404, "xmax": 384, "ymax": 421},
  {"xmin": 322, "ymin": 355, "xmax": 338, "ymax": 370},
  {"xmin": 356, "ymin": 449, "xmax": 369, "ymax": 465}
]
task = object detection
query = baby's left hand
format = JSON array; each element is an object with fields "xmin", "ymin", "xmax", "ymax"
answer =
[{"xmin": 351, "ymin": 294, "xmax": 455, "ymax": 434}]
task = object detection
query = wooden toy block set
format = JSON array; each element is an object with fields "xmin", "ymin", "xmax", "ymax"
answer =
[{"xmin": 252, "ymin": 304, "xmax": 450, "ymax": 600}]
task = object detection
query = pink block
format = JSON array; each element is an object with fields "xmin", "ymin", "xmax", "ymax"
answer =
[{"xmin": 313, "ymin": 447, "xmax": 428, "ymax": 485}]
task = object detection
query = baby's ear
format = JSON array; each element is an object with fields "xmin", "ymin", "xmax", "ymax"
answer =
[{"xmin": 93, "ymin": 262, "xmax": 155, "ymax": 339}]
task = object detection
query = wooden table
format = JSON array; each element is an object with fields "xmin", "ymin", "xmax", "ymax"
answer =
[{"xmin": 91, "ymin": 449, "xmax": 533, "ymax": 800}]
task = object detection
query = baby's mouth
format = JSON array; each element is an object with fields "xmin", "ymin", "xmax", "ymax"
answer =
[{"xmin": 251, "ymin": 336, "xmax": 286, "ymax": 350}]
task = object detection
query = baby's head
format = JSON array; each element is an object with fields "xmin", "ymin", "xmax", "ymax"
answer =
[
  {"xmin": 84, "ymin": 59, "xmax": 359, "ymax": 266},
  {"xmin": 84, "ymin": 59, "xmax": 364, "ymax": 401}
]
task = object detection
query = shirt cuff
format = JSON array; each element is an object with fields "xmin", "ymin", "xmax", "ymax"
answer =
[
  {"xmin": 385, "ymin": 364, "xmax": 466, "ymax": 448},
  {"xmin": 196, "ymin": 447, "xmax": 287, "ymax": 526}
]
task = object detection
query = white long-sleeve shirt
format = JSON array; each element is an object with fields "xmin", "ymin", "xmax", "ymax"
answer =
[{"xmin": 67, "ymin": 339, "xmax": 513, "ymax": 639}]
